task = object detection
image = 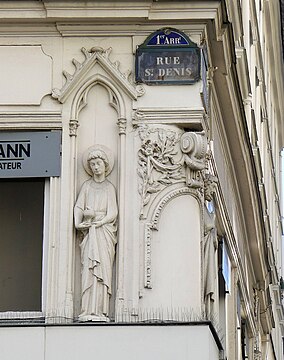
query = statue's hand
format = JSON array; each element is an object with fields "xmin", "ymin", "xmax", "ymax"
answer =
[
  {"xmin": 77, "ymin": 221, "xmax": 92, "ymax": 230},
  {"xmin": 94, "ymin": 220, "xmax": 105, "ymax": 228}
]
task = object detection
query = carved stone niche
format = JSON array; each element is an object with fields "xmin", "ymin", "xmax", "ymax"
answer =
[{"xmin": 50, "ymin": 46, "xmax": 145, "ymax": 321}]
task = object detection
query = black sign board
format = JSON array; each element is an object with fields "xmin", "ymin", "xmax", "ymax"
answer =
[{"xmin": 135, "ymin": 28, "xmax": 200, "ymax": 85}]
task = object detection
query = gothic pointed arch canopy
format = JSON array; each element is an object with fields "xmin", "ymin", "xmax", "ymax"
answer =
[
  {"xmin": 52, "ymin": 46, "xmax": 144, "ymax": 119},
  {"xmin": 52, "ymin": 46, "xmax": 145, "ymax": 136}
]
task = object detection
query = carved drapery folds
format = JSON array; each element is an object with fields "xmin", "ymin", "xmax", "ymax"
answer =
[
  {"xmin": 74, "ymin": 145, "xmax": 118, "ymax": 322},
  {"xmin": 203, "ymin": 173, "xmax": 218, "ymax": 318}
]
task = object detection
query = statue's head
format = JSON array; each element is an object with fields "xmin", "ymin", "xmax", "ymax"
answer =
[
  {"xmin": 87, "ymin": 150, "xmax": 110, "ymax": 175},
  {"xmin": 83, "ymin": 145, "xmax": 114, "ymax": 176}
]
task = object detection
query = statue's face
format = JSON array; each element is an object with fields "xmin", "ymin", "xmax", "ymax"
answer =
[{"xmin": 89, "ymin": 158, "xmax": 106, "ymax": 176}]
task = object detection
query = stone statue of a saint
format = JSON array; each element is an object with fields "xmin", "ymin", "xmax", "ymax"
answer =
[
  {"xmin": 203, "ymin": 174, "xmax": 218, "ymax": 319},
  {"xmin": 74, "ymin": 145, "xmax": 118, "ymax": 322}
]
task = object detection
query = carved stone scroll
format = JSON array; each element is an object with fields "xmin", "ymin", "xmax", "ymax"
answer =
[{"xmin": 180, "ymin": 132, "xmax": 207, "ymax": 188}]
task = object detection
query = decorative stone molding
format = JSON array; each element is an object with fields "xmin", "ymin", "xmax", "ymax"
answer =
[
  {"xmin": 253, "ymin": 288, "xmax": 260, "ymax": 324},
  {"xmin": 253, "ymin": 334, "xmax": 262, "ymax": 360},
  {"xmin": 0, "ymin": 1, "xmax": 222, "ymax": 25},
  {"xmin": 52, "ymin": 47, "xmax": 144, "ymax": 103},
  {"xmin": 133, "ymin": 107, "xmax": 206, "ymax": 130},
  {"xmin": 117, "ymin": 117, "xmax": 127, "ymax": 135},
  {"xmin": 0, "ymin": 111, "xmax": 62, "ymax": 130},
  {"xmin": 143, "ymin": 186, "xmax": 202, "ymax": 289},
  {"xmin": 69, "ymin": 120, "xmax": 79, "ymax": 137},
  {"xmin": 144, "ymin": 221, "xmax": 154, "ymax": 289}
]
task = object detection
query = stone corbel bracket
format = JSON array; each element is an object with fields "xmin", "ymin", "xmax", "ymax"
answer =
[
  {"xmin": 143, "ymin": 185, "xmax": 203, "ymax": 289},
  {"xmin": 52, "ymin": 46, "xmax": 145, "ymax": 103},
  {"xmin": 133, "ymin": 107, "xmax": 206, "ymax": 131},
  {"xmin": 180, "ymin": 131, "xmax": 208, "ymax": 188}
]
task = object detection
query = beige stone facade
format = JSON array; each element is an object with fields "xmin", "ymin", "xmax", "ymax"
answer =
[{"xmin": 0, "ymin": 1, "xmax": 283, "ymax": 359}]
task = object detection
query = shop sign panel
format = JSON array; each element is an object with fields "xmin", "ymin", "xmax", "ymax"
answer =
[
  {"xmin": 0, "ymin": 130, "xmax": 61, "ymax": 178},
  {"xmin": 136, "ymin": 28, "xmax": 200, "ymax": 85}
]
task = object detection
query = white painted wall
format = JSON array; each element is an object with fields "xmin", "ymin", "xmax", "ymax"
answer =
[{"xmin": 0, "ymin": 324, "xmax": 220, "ymax": 360}]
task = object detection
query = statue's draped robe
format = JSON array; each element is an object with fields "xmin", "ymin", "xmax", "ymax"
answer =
[
  {"xmin": 204, "ymin": 207, "xmax": 217, "ymax": 305},
  {"xmin": 75, "ymin": 179, "xmax": 117, "ymax": 318}
]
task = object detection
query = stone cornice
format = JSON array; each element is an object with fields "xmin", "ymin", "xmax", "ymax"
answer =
[
  {"xmin": 0, "ymin": 1, "xmax": 45, "ymax": 19},
  {"xmin": 0, "ymin": 0, "xmax": 221, "ymax": 23},
  {"xmin": 0, "ymin": 111, "xmax": 62, "ymax": 129},
  {"xmin": 149, "ymin": 1, "xmax": 220, "ymax": 20},
  {"xmin": 133, "ymin": 107, "xmax": 206, "ymax": 130}
]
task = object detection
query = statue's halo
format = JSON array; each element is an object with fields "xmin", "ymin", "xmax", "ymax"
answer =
[{"xmin": 83, "ymin": 144, "xmax": 114, "ymax": 176}]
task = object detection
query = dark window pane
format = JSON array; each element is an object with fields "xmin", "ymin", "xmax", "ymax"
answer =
[{"xmin": 0, "ymin": 178, "xmax": 44, "ymax": 311}]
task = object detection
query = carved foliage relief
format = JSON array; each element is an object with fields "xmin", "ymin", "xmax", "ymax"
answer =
[
  {"xmin": 137, "ymin": 125, "xmax": 208, "ymax": 218},
  {"xmin": 137, "ymin": 126, "xmax": 183, "ymax": 218}
]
